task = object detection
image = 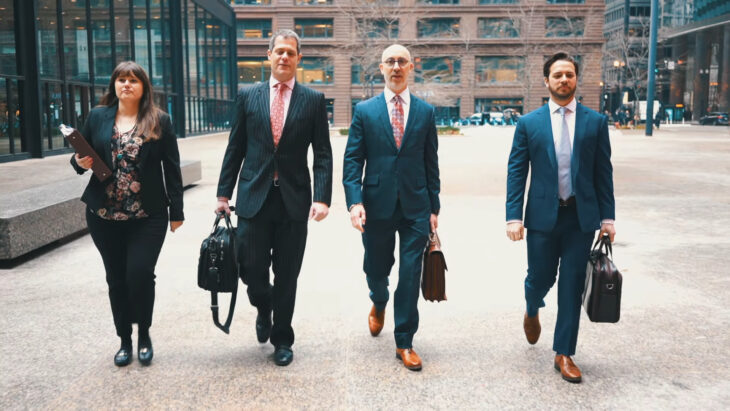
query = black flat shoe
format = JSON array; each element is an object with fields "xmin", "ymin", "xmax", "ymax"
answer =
[
  {"xmin": 274, "ymin": 345, "xmax": 293, "ymax": 366},
  {"xmin": 256, "ymin": 311, "xmax": 272, "ymax": 343},
  {"xmin": 138, "ymin": 338, "xmax": 153, "ymax": 366},
  {"xmin": 114, "ymin": 347, "xmax": 132, "ymax": 367}
]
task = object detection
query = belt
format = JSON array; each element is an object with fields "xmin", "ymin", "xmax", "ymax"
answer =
[{"xmin": 558, "ymin": 196, "xmax": 576, "ymax": 207}]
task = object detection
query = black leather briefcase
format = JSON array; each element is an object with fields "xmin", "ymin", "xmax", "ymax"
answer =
[
  {"xmin": 198, "ymin": 209, "xmax": 239, "ymax": 333},
  {"xmin": 582, "ymin": 235, "xmax": 622, "ymax": 323}
]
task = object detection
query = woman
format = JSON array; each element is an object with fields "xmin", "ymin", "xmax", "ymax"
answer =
[{"xmin": 71, "ymin": 61, "xmax": 184, "ymax": 367}]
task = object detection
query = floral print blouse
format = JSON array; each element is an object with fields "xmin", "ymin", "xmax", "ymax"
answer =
[{"xmin": 96, "ymin": 125, "xmax": 148, "ymax": 220}]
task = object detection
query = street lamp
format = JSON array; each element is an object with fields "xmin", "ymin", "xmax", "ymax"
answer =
[{"xmin": 613, "ymin": 60, "xmax": 626, "ymax": 109}]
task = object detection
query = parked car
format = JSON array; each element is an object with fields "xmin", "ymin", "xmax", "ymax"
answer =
[
  {"xmin": 468, "ymin": 112, "xmax": 487, "ymax": 125},
  {"xmin": 699, "ymin": 112, "xmax": 729, "ymax": 125},
  {"xmin": 489, "ymin": 112, "xmax": 504, "ymax": 126}
]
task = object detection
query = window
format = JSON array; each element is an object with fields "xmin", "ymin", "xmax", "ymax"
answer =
[
  {"xmin": 415, "ymin": 57, "xmax": 461, "ymax": 84},
  {"xmin": 417, "ymin": 0, "xmax": 459, "ymax": 4},
  {"xmin": 545, "ymin": 17, "xmax": 585, "ymax": 37},
  {"xmin": 478, "ymin": 18, "xmax": 519, "ymax": 38},
  {"xmin": 356, "ymin": 19, "xmax": 399, "ymax": 39},
  {"xmin": 232, "ymin": 0, "xmax": 271, "ymax": 5},
  {"xmin": 297, "ymin": 57, "xmax": 333, "ymax": 84},
  {"xmin": 238, "ymin": 57, "xmax": 270, "ymax": 85},
  {"xmin": 474, "ymin": 98, "xmax": 524, "ymax": 114},
  {"xmin": 237, "ymin": 19, "xmax": 272, "ymax": 39},
  {"xmin": 546, "ymin": 0, "xmax": 584, "ymax": 3},
  {"xmin": 295, "ymin": 0, "xmax": 333, "ymax": 4},
  {"xmin": 479, "ymin": 0, "xmax": 517, "ymax": 3},
  {"xmin": 417, "ymin": 18, "xmax": 460, "ymax": 38},
  {"xmin": 434, "ymin": 99, "xmax": 460, "ymax": 125},
  {"xmin": 475, "ymin": 56, "xmax": 524, "ymax": 84},
  {"xmin": 295, "ymin": 19, "xmax": 334, "ymax": 38},
  {"xmin": 351, "ymin": 60, "xmax": 384, "ymax": 85}
]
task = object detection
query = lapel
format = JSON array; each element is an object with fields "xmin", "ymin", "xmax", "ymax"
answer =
[
  {"xmin": 571, "ymin": 103, "xmax": 587, "ymax": 182},
  {"xmin": 399, "ymin": 93, "xmax": 418, "ymax": 152},
  {"xmin": 256, "ymin": 82, "xmax": 275, "ymax": 149},
  {"xmin": 278, "ymin": 82, "xmax": 301, "ymax": 147},
  {"xmin": 100, "ymin": 106, "xmax": 116, "ymax": 168},
  {"xmin": 377, "ymin": 93, "xmax": 398, "ymax": 152},
  {"xmin": 542, "ymin": 104, "xmax": 558, "ymax": 174}
]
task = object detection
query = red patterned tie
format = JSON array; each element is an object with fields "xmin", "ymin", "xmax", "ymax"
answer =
[
  {"xmin": 391, "ymin": 94, "xmax": 404, "ymax": 149},
  {"xmin": 271, "ymin": 82, "xmax": 287, "ymax": 147}
]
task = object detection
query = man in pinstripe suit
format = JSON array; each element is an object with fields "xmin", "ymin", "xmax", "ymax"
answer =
[{"xmin": 216, "ymin": 29, "xmax": 333, "ymax": 366}]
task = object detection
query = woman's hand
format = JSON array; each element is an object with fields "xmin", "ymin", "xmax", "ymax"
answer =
[
  {"xmin": 75, "ymin": 154, "xmax": 93, "ymax": 170},
  {"xmin": 170, "ymin": 221, "xmax": 183, "ymax": 232}
]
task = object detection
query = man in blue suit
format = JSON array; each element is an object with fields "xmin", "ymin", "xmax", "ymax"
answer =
[
  {"xmin": 343, "ymin": 44, "xmax": 440, "ymax": 371},
  {"xmin": 506, "ymin": 52, "xmax": 616, "ymax": 383}
]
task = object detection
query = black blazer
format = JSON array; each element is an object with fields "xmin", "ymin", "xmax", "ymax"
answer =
[
  {"xmin": 216, "ymin": 81, "xmax": 333, "ymax": 222},
  {"xmin": 70, "ymin": 105, "xmax": 185, "ymax": 221}
]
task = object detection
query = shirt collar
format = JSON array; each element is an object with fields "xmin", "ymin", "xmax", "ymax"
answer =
[
  {"xmin": 384, "ymin": 87, "xmax": 410, "ymax": 106},
  {"xmin": 270, "ymin": 76, "xmax": 296, "ymax": 91},
  {"xmin": 548, "ymin": 98, "xmax": 577, "ymax": 114}
]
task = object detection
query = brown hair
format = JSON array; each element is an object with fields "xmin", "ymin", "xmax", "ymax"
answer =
[
  {"xmin": 543, "ymin": 52, "xmax": 580, "ymax": 79},
  {"xmin": 99, "ymin": 61, "xmax": 161, "ymax": 141}
]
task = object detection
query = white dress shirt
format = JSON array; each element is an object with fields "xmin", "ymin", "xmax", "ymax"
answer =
[
  {"xmin": 383, "ymin": 86, "xmax": 411, "ymax": 130},
  {"xmin": 548, "ymin": 98, "xmax": 577, "ymax": 150}
]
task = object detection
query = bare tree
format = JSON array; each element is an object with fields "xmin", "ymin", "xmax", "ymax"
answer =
[{"xmin": 603, "ymin": 15, "xmax": 651, "ymax": 117}]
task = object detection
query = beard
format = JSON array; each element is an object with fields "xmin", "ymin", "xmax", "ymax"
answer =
[{"xmin": 549, "ymin": 84, "xmax": 576, "ymax": 101}]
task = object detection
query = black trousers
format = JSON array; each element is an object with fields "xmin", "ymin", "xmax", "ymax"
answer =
[
  {"xmin": 236, "ymin": 186, "xmax": 307, "ymax": 347},
  {"xmin": 86, "ymin": 208, "xmax": 168, "ymax": 338}
]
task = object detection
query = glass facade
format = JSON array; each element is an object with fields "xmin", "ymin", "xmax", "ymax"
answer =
[
  {"xmin": 295, "ymin": 19, "xmax": 334, "ymax": 38},
  {"xmin": 1, "ymin": 0, "xmax": 236, "ymax": 161},
  {"xmin": 545, "ymin": 17, "xmax": 585, "ymax": 37},
  {"xmin": 546, "ymin": 0, "xmax": 585, "ymax": 3},
  {"xmin": 297, "ymin": 57, "xmax": 333, "ymax": 85},
  {"xmin": 474, "ymin": 97, "xmax": 524, "ymax": 114},
  {"xmin": 478, "ymin": 18, "xmax": 520, "ymax": 38},
  {"xmin": 415, "ymin": 57, "xmax": 461, "ymax": 84},
  {"xmin": 417, "ymin": 18, "xmax": 460, "ymax": 38},
  {"xmin": 351, "ymin": 61, "xmax": 384, "ymax": 85},
  {"xmin": 295, "ymin": 0, "xmax": 333, "ymax": 4},
  {"xmin": 237, "ymin": 19, "xmax": 272, "ymax": 39},
  {"xmin": 479, "ymin": 0, "xmax": 517, "ymax": 3},
  {"xmin": 232, "ymin": 0, "xmax": 271, "ymax": 5},
  {"xmin": 475, "ymin": 56, "xmax": 524, "ymax": 84},
  {"xmin": 418, "ymin": 0, "xmax": 460, "ymax": 4},
  {"xmin": 238, "ymin": 57, "xmax": 271, "ymax": 86}
]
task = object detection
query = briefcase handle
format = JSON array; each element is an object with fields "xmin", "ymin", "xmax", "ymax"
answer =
[
  {"xmin": 211, "ymin": 206, "xmax": 236, "ymax": 234},
  {"xmin": 592, "ymin": 233, "xmax": 613, "ymax": 257}
]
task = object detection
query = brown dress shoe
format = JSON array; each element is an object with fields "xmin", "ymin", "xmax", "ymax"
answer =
[
  {"xmin": 554, "ymin": 355, "xmax": 582, "ymax": 383},
  {"xmin": 396, "ymin": 348, "xmax": 422, "ymax": 371},
  {"xmin": 523, "ymin": 312, "xmax": 541, "ymax": 345},
  {"xmin": 368, "ymin": 305, "xmax": 385, "ymax": 336}
]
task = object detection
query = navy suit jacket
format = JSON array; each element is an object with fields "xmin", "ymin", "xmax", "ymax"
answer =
[
  {"xmin": 506, "ymin": 103, "xmax": 615, "ymax": 233},
  {"xmin": 217, "ymin": 81, "xmax": 333, "ymax": 221},
  {"xmin": 70, "ymin": 105, "xmax": 184, "ymax": 221},
  {"xmin": 343, "ymin": 92, "xmax": 440, "ymax": 220}
]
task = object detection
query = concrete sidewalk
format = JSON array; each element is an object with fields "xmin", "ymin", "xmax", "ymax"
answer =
[{"xmin": 1, "ymin": 125, "xmax": 729, "ymax": 409}]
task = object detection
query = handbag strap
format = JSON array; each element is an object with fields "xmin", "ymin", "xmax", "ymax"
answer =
[
  {"xmin": 210, "ymin": 286, "xmax": 237, "ymax": 334},
  {"xmin": 592, "ymin": 234, "xmax": 613, "ymax": 258}
]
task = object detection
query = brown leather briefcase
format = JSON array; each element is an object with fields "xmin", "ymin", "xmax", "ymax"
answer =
[{"xmin": 422, "ymin": 232, "xmax": 447, "ymax": 302}]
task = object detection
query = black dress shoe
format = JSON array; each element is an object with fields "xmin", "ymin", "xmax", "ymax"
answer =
[
  {"xmin": 114, "ymin": 346, "xmax": 132, "ymax": 367},
  {"xmin": 274, "ymin": 345, "xmax": 293, "ymax": 366},
  {"xmin": 138, "ymin": 338, "xmax": 154, "ymax": 366},
  {"xmin": 256, "ymin": 311, "xmax": 272, "ymax": 343}
]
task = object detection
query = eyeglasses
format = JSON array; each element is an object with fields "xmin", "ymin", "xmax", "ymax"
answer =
[{"xmin": 382, "ymin": 58, "xmax": 409, "ymax": 68}]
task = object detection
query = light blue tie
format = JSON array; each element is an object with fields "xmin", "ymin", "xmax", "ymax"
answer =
[{"xmin": 557, "ymin": 107, "xmax": 572, "ymax": 200}]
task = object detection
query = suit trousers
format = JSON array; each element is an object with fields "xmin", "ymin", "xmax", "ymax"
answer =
[
  {"xmin": 86, "ymin": 208, "xmax": 168, "ymax": 338},
  {"xmin": 525, "ymin": 204, "xmax": 594, "ymax": 356},
  {"xmin": 236, "ymin": 185, "xmax": 307, "ymax": 347},
  {"xmin": 362, "ymin": 201, "xmax": 430, "ymax": 349}
]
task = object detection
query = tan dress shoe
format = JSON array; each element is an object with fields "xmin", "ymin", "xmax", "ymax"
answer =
[
  {"xmin": 523, "ymin": 312, "xmax": 541, "ymax": 345},
  {"xmin": 396, "ymin": 348, "xmax": 422, "ymax": 371},
  {"xmin": 554, "ymin": 355, "xmax": 582, "ymax": 383},
  {"xmin": 368, "ymin": 305, "xmax": 385, "ymax": 336}
]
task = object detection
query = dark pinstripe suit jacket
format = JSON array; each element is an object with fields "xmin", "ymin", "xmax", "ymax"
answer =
[{"xmin": 217, "ymin": 81, "xmax": 333, "ymax": 221}]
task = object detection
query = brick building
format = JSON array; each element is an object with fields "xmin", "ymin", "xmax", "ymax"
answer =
[{"xmin": 232, "ymin": 0, "xmax": 606, "ymax": 126}]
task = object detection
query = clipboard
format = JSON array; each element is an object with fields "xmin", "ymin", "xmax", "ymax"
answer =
[{"xmin": 59, "ymin": 124, "xmax": 113, "ymax": 182}]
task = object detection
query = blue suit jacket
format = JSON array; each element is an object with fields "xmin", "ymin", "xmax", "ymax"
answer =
[
  {"xmin": 343, "ymin": 92, "xmax": 440, "ymax": 220},
  {"xmin": 506, "ymin": 103, "xmax": 615, "ymax": 233}
]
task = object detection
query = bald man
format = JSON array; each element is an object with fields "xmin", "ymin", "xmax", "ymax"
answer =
[{"xmin": 343, "ymin": 44, "xmax": 440, "ymax": 371}]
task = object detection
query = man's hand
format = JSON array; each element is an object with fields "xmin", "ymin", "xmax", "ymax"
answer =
[
  {"xmin": 506, "ymin": 221, "xmax": 524, "ymax": 241},
  {"xmin": 74, "ymin": 154, "xmax": 93, "ymax": 170},
  {"xmin": 215, "ymin": 197, "xmax": 231, "ymax": 215},
  {"xmin": 309, "ymin": 202, "xmax": 329, "ymax": 222},
  {"xmin": 430, "ymin": 214, "xmax": 438, "ymax": 233},
  {"xmin": 599, "ymin": 222, "xmax": 616, "ymax": 243},
  {"xmin": 350, "ymin": 204, "xmax": 366, "ymax": 233},
  {"xmin": 170, "ymin": 221, "xmax": 183, "ymax": 232}
]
